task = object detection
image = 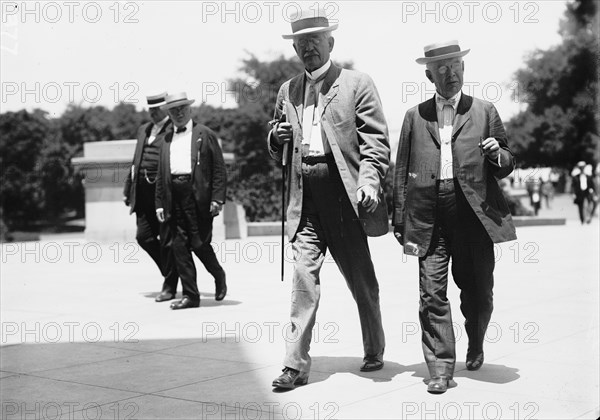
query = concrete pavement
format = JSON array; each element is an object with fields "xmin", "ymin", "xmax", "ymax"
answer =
[{"xmin": 1, "ymin": 194, "xmax": 598, "ymax": 419}]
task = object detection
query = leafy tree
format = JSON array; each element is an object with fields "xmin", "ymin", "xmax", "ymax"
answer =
[
  {"xmin": 111, "ymin": 102, "xmax": 148, "ymax": 140},
  {"xmin": 0, "ymin": 109, "xmax": 50, "ymax": 225},
  {"xmin": 0, "ymin": 109, "xmax": 85, "ymax": 231},
  {"xmin": 507, "ymin": 0, "xmax": 598, "ymax": 168},
  {"xmin": 58, "ymin": 104, "xmax": 115, "ymax": 151}
]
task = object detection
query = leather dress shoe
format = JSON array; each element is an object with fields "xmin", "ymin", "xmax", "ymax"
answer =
[
  {"xmin": 215, "ymin": 276, "xmax": 227, "ymax": 301},
  {"xmin": 427, "ymin": 376, "xmax": 455, "ymax": 394},
  {"xmin": 155, "ymin": 292, "xmax": 175, "ymax": 302},
  {"xmin": 272, "ymin": 367, "xmax": 308, "ymax": 389},
  {"xmin": 466, "ymin": 353, "xmax": 484, "ymax": 371},
  {"xmin": 170, "ymin": 297, "xmax": 200, "ymax": 310},
  {"xmin": 360, "ymin": 355, "xmax": 384, "ymax": 372}
]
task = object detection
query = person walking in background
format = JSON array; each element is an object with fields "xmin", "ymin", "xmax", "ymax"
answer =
[
  {"xmin": 572, "ymin": 161, "xmax": 596, "ymax": 224},
  {"xmin": 393, "ymin": 40, "xmax": 516, "ymax": 394},
  {"xmin": 541, "ymin": 176, "xmax": 554, "ymax": 210},
  {"xmin": 592, "ymin": 163, "xmax": 600, "ymax": 220},
  {"xmin": 584, "ymin": 163, "xmax": 598, "ymax": 220},
  {"xmin": 123, "ymin": 92, "xmax": 178, "ymax": 302},
  {"xmin": 155, "ymin": 92, "xmax": 228, "ymax": 309},
  {"xmin": 526, "ymin": 177, "xmax": 542, "ymax": 216}
]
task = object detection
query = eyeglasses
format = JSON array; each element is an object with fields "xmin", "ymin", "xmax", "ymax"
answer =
[
  {"xmin": 436, "ymin": 62, "xmax": 462, "ymax": 75},
  {"xmin": 295, "ymin": 37, "xmax": 322, "ymax": 48}
]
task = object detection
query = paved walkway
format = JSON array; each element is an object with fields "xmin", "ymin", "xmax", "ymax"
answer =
[{"xmin": 1, "ymin": 195, "xmax": 598, "ymax": 419}]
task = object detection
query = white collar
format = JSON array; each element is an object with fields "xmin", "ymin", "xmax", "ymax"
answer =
[
  {"xmin": 435, "ymin": 90, "xmax": 462, "ymax": 110},
  {"xmin": 305, "ymin": 59, "xmax": 332, "ymax": 82}
]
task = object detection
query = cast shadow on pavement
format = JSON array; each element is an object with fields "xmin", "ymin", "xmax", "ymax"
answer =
[
  {"xmin": 289, "ymin": 356, "xmax": 519, "ymax": 388},
  {"xmin": 453, "ymin": 363, "xmax": 520, "ymax": 384},
  {"xmin": 142, "ymin": 291, "xmax": 242, "ymax": 307}
]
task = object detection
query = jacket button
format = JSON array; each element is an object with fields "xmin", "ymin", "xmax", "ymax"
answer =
[
  {"xmin": 294, "ymin": 148, "xmax": 298, "ymax": 153},
  {"xmin": 431, "ymin": 174, "xmax": 435, "ymax": 179}
]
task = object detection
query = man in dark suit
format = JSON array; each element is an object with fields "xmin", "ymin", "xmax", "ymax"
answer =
[
  {"xmin": 268, "ymin": 8, "xmax": 390, "ymax": 389},
  {"xmin": 393, "ymin": 41, "xmax": 517, "ymax": 394},
  {"xmin": 572, "ymin": 161, "xmax": 596, "ymax": 224},
  {"xmin": 123, "ymin": 92, "xmax": 178, "ymax": 302},
  {"xmin": 155, "ymin": 92, "xmax": 227, "ymax": 310}
]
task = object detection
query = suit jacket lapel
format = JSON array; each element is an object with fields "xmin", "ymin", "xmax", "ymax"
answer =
[
  {"xmin": 419, "ymin": 98, "xmax": 440, "ymax": 148},
  {"xmin": 133, "ymin": 122, "xmax": 151, "ymax": 167},
  {"xmin": 452, "ymin": 92, "xmax": 472, "ymax": 140},
  {"xmin": 163, "ymin": 129, "xmax": 173, "ymax": 189},
  {"xmin": 190, "ymin": 123, "xmax": 201, "ymax": 175},
  {"xmin": 288, "ymin": 74, "xmax": 304, "ymax": 129},
  {"xmin": 318, "ymin": 64, "xmax": 341, "ymax": 119}
]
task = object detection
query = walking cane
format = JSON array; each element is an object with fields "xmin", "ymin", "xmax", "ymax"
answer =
[
  {"xmin": 280, "ymin": 105, "xmax": 288, "ymax": 282},
  {"xmin": 269, "ymin": 102, "xmax": 287, "ymax": 282}
]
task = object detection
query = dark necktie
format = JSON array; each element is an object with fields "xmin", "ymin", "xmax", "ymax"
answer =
[{"xmin": 176, "ymin": 126, "xmax": 187, "ymax": 134}]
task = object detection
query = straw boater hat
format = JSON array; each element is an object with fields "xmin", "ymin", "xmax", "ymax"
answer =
[
  {"xmin": 282, "ymin": 7, "xmax": 338, "ymax": 39},
  {"xmin": 416, "ymin": 40, "xmax": 470, "ymax": 65},
  {"xmin": 160, "ymin": 92, "xmax": 195, "ymax": 110},
  {"xmin": 146, "ymin": 92, "xmax": 167, "ymax": 108}
]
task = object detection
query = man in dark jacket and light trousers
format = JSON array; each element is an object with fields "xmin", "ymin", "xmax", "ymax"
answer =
[{"xmin": 393, "ymin": 41, "xmax": 517, "ymax": 394}]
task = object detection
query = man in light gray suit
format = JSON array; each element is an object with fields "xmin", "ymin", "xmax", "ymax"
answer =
[{"xmin": 268, "ymin": 8, "xmax": 390, "ymax": 389}]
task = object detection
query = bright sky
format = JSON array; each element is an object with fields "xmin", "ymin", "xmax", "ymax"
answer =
[{"xmin": 1, "ymin": 0, "xmax": 566, "ymax": 144}]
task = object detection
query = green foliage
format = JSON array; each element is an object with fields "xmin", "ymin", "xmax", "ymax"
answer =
[
  {"xmin": 0, "ymin": 104, "xmax": 146, "ymax": 231},
  {"xmin": 507, "ymin": 0, "xmax": 598, "ymax": 168},
  {"xmin": 0, "ymin": 110, "xmax": 49, "ymax": 223}
]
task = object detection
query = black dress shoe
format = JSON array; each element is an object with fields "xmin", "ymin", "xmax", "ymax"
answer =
[
  {"xmin": 215, "ymin": 275, "xmax": 227, "ymax": 301},
  {"xmin": 360, "ymin": 355, "xmax": 384, "ymax": 372},
  {"xmin": 272, "ymin": 367, "xmax": 308, "ymax": 389},
  {"xmin": 170, "ymin": 297, "xmax": 200, "ymax": 310},
  {"xmin": 466, "ymin": 353, "xmax": 484, "ymax": 371},
  {"xmin": 427, "ymin": 376, "xmax": 455, "ymax": 394},
  {"xmin": 155, "ymin": 292, "xmax": 175, "ymax": 302}
]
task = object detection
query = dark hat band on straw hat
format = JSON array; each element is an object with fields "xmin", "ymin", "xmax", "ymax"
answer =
[
  {"xmin": 424, "ymin": 44, "xmax": 461, "ymax": 58},
  {"xmin": 147, "ymin": 97, "xmax": 165, "ymax": 106},
  {"xmin": 291, "ymin": 16, "xmax": 329, "ymax": 34}
]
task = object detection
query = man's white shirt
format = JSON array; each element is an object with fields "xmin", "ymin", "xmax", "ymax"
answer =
[
  {"xmin": 302, "ymin": 59, "xmax": 332, "ymax": 155},
  {"xmin": 436, "ymin": 91, "xmax": 461, "ymax": 180},
  {"xmin": 170, "ymin": 120, "xmax": 193, "ymax": 175}
]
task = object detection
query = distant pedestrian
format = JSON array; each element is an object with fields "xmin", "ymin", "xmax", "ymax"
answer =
[
  {"xmin": 526, "ymin": 177, "xmax": 542, "ymax": 216},
  {"xmin": 541, "ymin": 177, "xmax": 554, "ymax": 209},
  {"xmin": 572, "ymin": 161, "xmax": 595, "ymax": 224}
]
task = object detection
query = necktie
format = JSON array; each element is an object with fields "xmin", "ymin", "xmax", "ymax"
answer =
[
  {"xmin": 176, "ymin": 126, "xmax": 187, "ymax": 134},
  {"xmin": 302, "ymin": 81, "xmax": 323, "ymax": 153},
  {"xmin": 437, "ymin": 95, "xmax": 456, "ymax": 130},
  {"xmin": 442, "ymin": 105, "xmax": 454, "ymax": 129},
  {"xmin": 436, "ymin": 95, "xmax": 457, "ymax": 107}
]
